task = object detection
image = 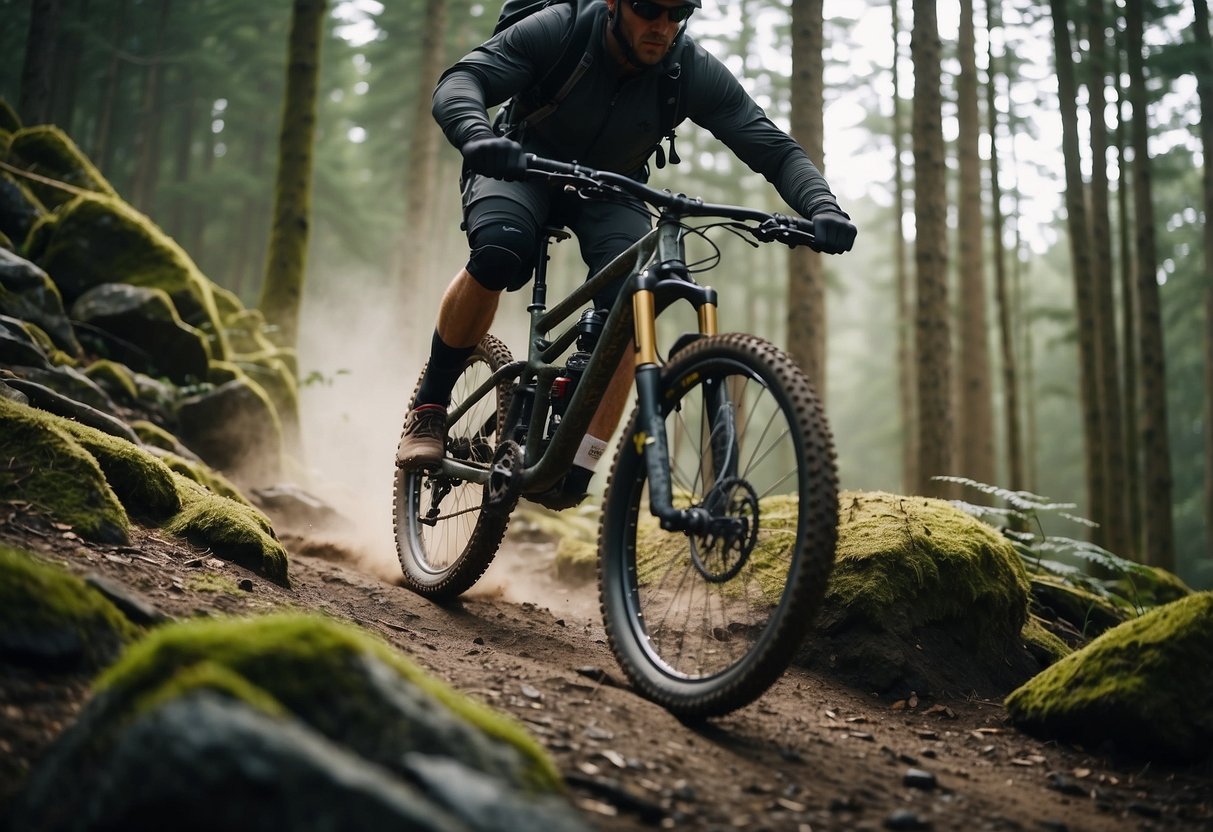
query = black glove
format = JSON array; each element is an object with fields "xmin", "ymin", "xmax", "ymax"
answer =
[
  {"xmin": 810, "ymin": 210, "xmax": 857, "ymax": 254},
  {"xmin": 462, "ymin": 136, "xmax": 527, "ymax": 181}
]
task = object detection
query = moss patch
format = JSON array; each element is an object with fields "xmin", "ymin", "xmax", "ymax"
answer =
[
  {"xmin": 0, "ymin": 544, "xmax": 139, "ymax": 669},
  {"xmin": 166, "ymin": 474, "xmax": 288, "ymax": 585},
  {"xmin": 184, "ymin": 573, "xmax": 246, "ymax": 595},
  {"xmin": 28, "ymin": 193, "xmax": 228, "ymax": 359},
  {"xmin": 0, "ymin": 396, "xmax": 129, "ymax": 543},
  {"xmin": 1006, "ymin": 592, "xmax": 1213, "ymax": 762},
  {"xmin": 96, "ymin": 613, "xmax": 563, "ymax": 792},
  {"xmin": 82, "ymin": 360, "xmax": 140, "ymax": 403},
  {"xmin": 7, "ymin": 126, "xmax": 118, "ymax": 210},
  {"xmin": 56, "ymin": 418, "xmax": 181, "ymax": 521}
]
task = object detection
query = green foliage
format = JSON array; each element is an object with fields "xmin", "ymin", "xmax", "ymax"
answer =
[{"xmin": 935, "ymin": 477, "xmax": 1191, "ymax": 616}]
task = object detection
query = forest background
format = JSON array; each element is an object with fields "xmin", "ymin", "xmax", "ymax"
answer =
[{"xmin": 2, "ymin": 0, "xmax": 1210, "ymax": 591}]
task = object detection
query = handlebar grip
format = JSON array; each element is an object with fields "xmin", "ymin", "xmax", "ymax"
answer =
[{"xmin": 525, "ymin": 154, "xmax": 582, "ymax": 176}]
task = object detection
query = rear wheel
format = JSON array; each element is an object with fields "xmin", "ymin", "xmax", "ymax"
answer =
[
  {"xmin": 599, "ymin": 333, "xmax": 838, "ymax": 718},
  {"xmin": 394, "ymin": 335, "xmax": 514, "ymax": 599}
]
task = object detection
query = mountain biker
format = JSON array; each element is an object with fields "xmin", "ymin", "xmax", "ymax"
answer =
[{"xmin": 397, "ymin": 0, "xmax": 857, "ymax": 508}]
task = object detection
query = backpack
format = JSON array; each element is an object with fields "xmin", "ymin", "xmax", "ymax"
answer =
[{"xmin": 492, "ymin": 0, "xmax": 686, "ymax": 168}]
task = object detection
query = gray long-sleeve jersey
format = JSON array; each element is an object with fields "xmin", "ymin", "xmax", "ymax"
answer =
[{"xmin": 432, "ymin": 2, "xmax": 845, "ymax": 219}]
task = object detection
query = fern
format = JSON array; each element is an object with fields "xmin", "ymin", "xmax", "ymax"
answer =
[{"xmin": 934, "ymin": 476, "xmax": 1150, "ymax": 614}]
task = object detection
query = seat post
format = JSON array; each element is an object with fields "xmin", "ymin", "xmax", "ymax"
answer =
[{"xmin": 529, "ymin": 226, "xmax": 571, "ymax": 313}]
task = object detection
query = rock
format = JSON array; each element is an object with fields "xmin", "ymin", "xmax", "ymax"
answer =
[
  {"xmin": 251, "ymin": 484, "xmax": 348, "ymax": 533},
  {"xmin": 71, "ymin": 283, "xmax": 210, "ymax": 383},
  {"xmin": 0, "ymin": 395, "xmax": 130, "ymax": 544},
  {"xmin": 1007, "ymin": 592, "xmax": 1213, "ymax": 762},
  {"xmin": 884, "ymin": 809, "xmax": 931, "ymax": 830},
  {"xmin": 4, "ymin": 376, "xmax": 139, "ymax": 445},
  {"xmin": 6, "ymin": 125, "xmax": 118, "ymax": 210},
  {"xmin": 903, "ymin": 768, "xmax": 937, "ymax": 790},
  {"xmin": 12, "ymin": 613, "xmax": 581, "ymax": 831},
  {"xmin": 8, "ymin": 362, "xmax": 118, "ymax": 414},
  {"xmin": 83, "ymin": 573, "xmax": 172, "ymax": 627},
  {"xmin": 0, "ymin": 248, "xmax": 80, "ymax": 355},
  {"xmin": 176, "ymin": 377, "xmax": 283, "ymax": 485},
  {"xmin": 24, "ymin": 192, "xmax": 228, "ymax": 359},
  {"xmin": 0, "ymin": 323, "xmax": 51, "ymax": 368},
  {"xmin": 791, "ymin": 491, "xmax": 1038, "ymax": 698},
  {"xmin": 0, "ymin": 544, "xmax": 139, "ymax": 670},
  {"xmin": 12, "ymin": 693, "xmax": 473, "ymax": 832},
  {"xmin": 0, "ymin": 171, "xmax": 46, "ymax": 248}
]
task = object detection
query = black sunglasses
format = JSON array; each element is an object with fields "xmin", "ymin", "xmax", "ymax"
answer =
[{"xmin": 628, "ymin": 0, "xmax": 695, "ymax": 23}]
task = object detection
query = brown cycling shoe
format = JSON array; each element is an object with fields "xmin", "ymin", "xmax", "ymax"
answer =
[{"xmin": 396, "ymin": 404, "xmax": 448, "ymax": 469}]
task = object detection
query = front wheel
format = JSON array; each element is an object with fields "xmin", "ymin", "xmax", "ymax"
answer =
[
  {"xmin": 394, "ymin": 335, "xmax": 514, "ymax": 600},
  {"xmin": 599, "ymin": 333, "xmax": 838, "ymax": 718}
]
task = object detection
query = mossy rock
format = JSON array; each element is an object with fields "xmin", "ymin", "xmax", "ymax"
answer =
[
  {"xmin": 153, "ymin": 449, "xmax": 252, "ymax": 507},
  {"xmin": 1028, "ymin": 574, "xmax": 1130, "ymax": 642},
  {"xmin": 7, "ymin": 125, "xmax": 118, "ymax": 210},
  {"xmin": 1006, "ymin": 592, "xmax": 1213, "ymax": 762},
  {"xmin": 0, "ymin": 395, "xmax": 130, "ymax": 543},
  {"xmin": 176, "ymin": 375, "xmax": 284, "ymax": 485},
  {"xmin": 83, "ymin": 359, "xmax": 140, "ymax": 404},
  {"xmin": 0, "ymin": 170, "xmax": 45, "ymax": 252},
  {"xmin": 55, "ymin": 416, "xmax": 182, "ymax": 522},
  {"xmin": 26, "ymin": 192, "xmax": 229, "ymax": 359},
  {"xmin": 0, "ymin": 229, "xmax": 11, "ymax": 251},
  {"xmin": 0, "ymin": 544, "xmax": 139, "ymax": 670},
  {"xmin": 799, "ymin": 491, "xmax": 1036, "ymax": 697},
  {"xmin": 0, "ymin": 98, "xmax": 20, "ymax": 132},
  {"xmin": 0, "ymin": 247, "xmax": 80, "ymax": 356},
  {"xmin": 1107, "ymin": 565, "xmax": 1192, "ymax": 609},
  {"xmin": 95, "ymin": 613, "xmax": 563, "ymax": 792},
  {"xmin": 166, "ymin": 474, "xmax": 288, "ymax": 584}
]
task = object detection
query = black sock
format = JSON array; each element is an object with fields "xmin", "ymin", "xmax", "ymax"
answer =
[
  {"xmin": 415, "ymin": 330, "xmax": 476, "ymax": 408},
  {"xmin": 563, "ymin": 465, "xmax": 593, "ymax": 495}
]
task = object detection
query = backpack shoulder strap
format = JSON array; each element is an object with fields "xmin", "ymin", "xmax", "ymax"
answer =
[{"xmin": 506, "ymin": 0, "xmax": 600, "ymax": 135}]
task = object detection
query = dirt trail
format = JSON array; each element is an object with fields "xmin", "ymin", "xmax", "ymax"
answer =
[{"xmin": 2, "ymin": 513, "xmax": 1211, "ymax": 831}]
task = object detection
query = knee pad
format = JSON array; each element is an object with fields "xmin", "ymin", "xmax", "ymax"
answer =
[{"xmin": 467, "ymin": 224, "xmax": 537, "ymax": 292}]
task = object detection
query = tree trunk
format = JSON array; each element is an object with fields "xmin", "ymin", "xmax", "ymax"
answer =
[
  {"xmin": 130, "ymin": 0, "xmax": 172, "ymax": 213},
  {"xmin": 259, "ymin": 0, "xmax": 328, "ymax": 350},
  {"xmin": 892, "ymin": 0, "xmax": 916, "ymax": 492},
  {"xmin": 786, "ymin": 0, "xmax": 827, "ymax": 397},
  {"xmin": 18, "ymin": 0, "xmax": 63, "ymax": 125},
  {"xmin": 1086, "ymin": 0, "xmax": 1131, "ymax": 556},
  {"xmin": 1195, "ymin": 0, "xmax": 1213, "ymax": 561},
  {"xmin": 1126, "ymin": 0, "xmax": 1175, "ymax": 569},
  {"xmin": 1050, "ymin": 0, "xmax": 1106, "ymax": 537},
  {"xmin": 50, "ymin": 0, "xmax": 87, "ymax": 134},
  {"xmin": 1114, "ymin": 19, "xmax": 1144, "ymax": 555},
  {"xmin": 166, "ymin": 69, "xmax": 196, "ymax": 242},
  {"xmin": 986, "ymin": 0, "xmax": 1024, "ymax": 493},
  {"xmin": 956, "ymin": 0, "xmax": 995, "ymax": 488},
  {"xmin": 91, "ymin": 0, "xmax": 128, "ymax": 172},
  {"xmin": 397, "ymin": 0, "xmax": 449, "ymax": 297},
  {"xmin": 911, "ymin": 0, "xmax": 953, "ymax": 497}
]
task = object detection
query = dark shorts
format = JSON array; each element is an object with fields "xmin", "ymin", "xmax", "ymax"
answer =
[{"xmin": 461, "ymin": 172, "xmax": 651, "ymax": 307}]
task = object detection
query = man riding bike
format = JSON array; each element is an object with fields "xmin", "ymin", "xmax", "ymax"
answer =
[{"xmin": 396, "ymin": 0, "xmax": 857, "ymax": 509}]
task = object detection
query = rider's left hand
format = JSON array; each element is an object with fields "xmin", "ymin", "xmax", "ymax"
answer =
[{"xmin": 810, "ymin": 210, "xmax": 857, "ymax": 254}]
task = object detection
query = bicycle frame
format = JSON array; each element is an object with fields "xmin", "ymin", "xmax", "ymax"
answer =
[{"xmin": 438, "ymin": 212, "xmax": 720, "ymax": 531}]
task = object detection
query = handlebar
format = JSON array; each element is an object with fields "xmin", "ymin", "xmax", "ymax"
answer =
[{"xmin": 524, "ymin": 154, "xmax": 821, "ymax": 251}]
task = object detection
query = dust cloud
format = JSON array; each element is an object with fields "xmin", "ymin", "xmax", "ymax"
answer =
[{"xmin": 293, "ymin": 267, "xmax": 431, "ymax": 583}]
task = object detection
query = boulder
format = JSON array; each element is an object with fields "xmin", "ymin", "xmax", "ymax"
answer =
[
  {"xmin": 0, "ymin": 395, "xmax": 130, "ymax": 544},
  {"xmin": 0, "ymin": 544, "xmax": 139, "ymax": 671},
  {"xmin": 0, "ymin": 171, "xmax": 46, "ymax": 250},
  {"xmin": 0, "ymin": 250, "xmax": 82, "ymax": 354},
  {"xmin": 1006, "ymin": 592, "xmax": 1213, "ymax": 762},
  {"xmin": 176, "ymin": 377, "xmax": 283, "ymax": 485},
  {"xmin": 11, "ymin": 613, "xmax": 586, "ymax": 831},
  {"xmin": 71, "ymin": 283, "xmax": 210, "ymax": 383},
  {"xmin": 6, "ymin": 363, "xmax": 119, "ymax": 415},
  {"xmin": 6, "ymin": 125, "xmax": 117, "ymax": 210},
  {"xmin": 24, "ymin": 193, "xmax": 229, "ymax": 359},
  {"xmin": 799, "ymin": 491, "xmax": 1036, "ymax": 697}
]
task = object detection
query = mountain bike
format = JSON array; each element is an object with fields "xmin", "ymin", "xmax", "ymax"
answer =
[{"xmin": 394, "ymin": 154, "xmax": 840, "ymax": 718}]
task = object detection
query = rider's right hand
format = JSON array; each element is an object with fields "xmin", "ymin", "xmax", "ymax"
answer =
[{"xmin": 462, "ymin": 136, "xmax": 527, "ymax": 181}]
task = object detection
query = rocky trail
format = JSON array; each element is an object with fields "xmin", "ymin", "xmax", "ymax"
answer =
[{"xmin": 2, "ymin": 504, "xmax": 1210, "ymax": 832}]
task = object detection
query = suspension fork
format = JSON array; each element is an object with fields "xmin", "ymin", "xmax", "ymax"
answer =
[{"xmin": 632, "ymin": 261, "xmax": 720, "ymax": 533}]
